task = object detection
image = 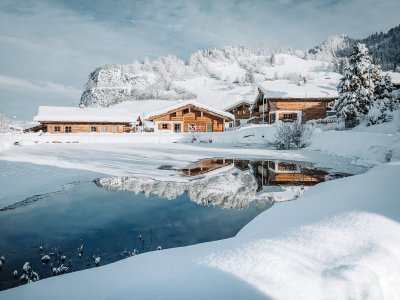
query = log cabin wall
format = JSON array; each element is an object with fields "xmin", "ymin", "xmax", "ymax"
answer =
[
  {"xmin": 227, "ymin": 103, "xmax": 251, "ymax": 120},
  {"xmin": 44, "ymin": 123, "xmax": 132, "ymax": 133},
  {"xmin": 251, "ymin": 87, "xmax": 337, "ymax": 123},
  {"xmin": 152, "ymin": 105, "xmax": 227, "ymax": 132},
  {"xmin": 268, "ymin": 99, "xmax": 330, "ymax": 122}
]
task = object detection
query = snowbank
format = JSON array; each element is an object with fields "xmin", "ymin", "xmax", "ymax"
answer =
[
  {"xmin": 1, "ymin": 162, "xmax": 399, "ymax": 300},
  {"xmin": 0, "ymin": 125, "xmax": 275, "ymax": 147},
  {"xmin": 308, "ymin": 111, "xmax": 400, "ymax": 163},
  {"xmin": 309, "ymin": 128, "xmax": 395, "ymax": 163}
]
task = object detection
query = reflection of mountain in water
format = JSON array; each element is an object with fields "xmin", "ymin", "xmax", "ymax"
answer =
[
  {"xmin": 96, "ymin": 158, "xmax": 347, "ymax": 208},
  {"xmin": 96, "ymin": 166, "xmax": 265, "ymax": 210}
]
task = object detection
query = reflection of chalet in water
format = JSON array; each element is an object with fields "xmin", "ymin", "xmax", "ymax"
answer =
[
  {"xmin": 177, "ymin": 157, "xmax": 329, "ymax": 188},
  {"xmin": 259, "ymin": 160, "xmax": 327, "ymax": 185},
  {"xmin": 177, "ymin": 158, "xmax": 233, "ymax": 176}
]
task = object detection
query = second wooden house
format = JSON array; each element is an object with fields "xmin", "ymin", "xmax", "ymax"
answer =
[
  {"xmin": 224, "ymin": 99, "xmax": 253, "ymax": 126},
  {"xmin": 146, "ymin": 101, "xmax": 234, "ymax": 133}
]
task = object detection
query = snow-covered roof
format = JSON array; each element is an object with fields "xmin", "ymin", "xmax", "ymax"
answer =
[
  {"xmin": 258, "ymin": 80, "xmax": 338, "ymax": 99},
  {"xmin": 224, "ymin": 99, "xmax": 253, "ymax": 111},
  {"xmin": 146, "ymin": 100, "xmax": 234, "ymax": 121},
  {"xmin": 34, "ymin": 106, "xmax": 141, "ymax": 123}
]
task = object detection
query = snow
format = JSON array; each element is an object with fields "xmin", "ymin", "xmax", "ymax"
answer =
[
  {"xmin": 223, "ymin": 99, "xmax": 253, "ymax": 111},
  {"xmin": 1, "ymin": 160, "xmax": 399, "ymax": 299},
  {"xmin": 81, "ymin": 51, "xmax": 342, "ymax": 116},
  {"xmin": 0, "ymin": 125, "xmax": 275, "ymax": 149},
  {"xmin": 2, "ymin": 97, "xmax": 400, "ymax": 298},
  {"xmin": 33, "ymin": 106, "xmax": 140, "ymax": 123},
  {"xmin": 258, "ymin": 79, "xmax": 339, "ymax": 99},
  {"xmin": 115, "ymin": 100, "xmax": 179, "ymax": 117},
  {"xmin": 309, "ymin": 110, "xmax": 400, "ymax": 163},
  {"xmin": 384, "ymin": 71, "xmax": 400, "ymax": 85},
  {"xmin": 145, "ymin": 100, "xmax": 234, "ymax": 121}
]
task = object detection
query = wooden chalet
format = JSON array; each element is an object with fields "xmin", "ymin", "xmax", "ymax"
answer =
[
  {"xmin": 251, "ymin": 80, "xmax": 338, "ymax": 124},
  {"xmin": 146, "ymin": 101, "xmax": 234, "ymax": 133},
  {"xmin": 224, "ymin": 100, "xmax": 252, "ymax": 126},
  {"xmin": 34, "ymin": 106, "xmax": 142, "ymax": 133}
]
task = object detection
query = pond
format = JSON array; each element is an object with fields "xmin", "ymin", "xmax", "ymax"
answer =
[{"xmin": 0, "ymin": 157, "xmax": 365, "ymax": 291}]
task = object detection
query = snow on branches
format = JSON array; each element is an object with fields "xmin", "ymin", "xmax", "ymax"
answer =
[{"xmin": 335, "ymin": 43, "xmax": 396, "ymax": 128}]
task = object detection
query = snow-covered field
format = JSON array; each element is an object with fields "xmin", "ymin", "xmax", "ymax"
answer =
[{"xmin": 0, "ymin": 110, "xmax": 399, "ymax": 299}]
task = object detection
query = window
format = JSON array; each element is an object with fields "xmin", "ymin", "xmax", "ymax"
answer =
[
  {"xmin": 100, "ymin": 126, "xmax": 107, "ymax": 132},
  {"xmin": 188, "ymin": 123, "xmax": 196, "ymax": 131},
  {"xmin": 54, "ymin": 126, "xmax": 61, "ymax": 132},
  {"xmin": 112, "ymin": 126, "xmax": 117, "ymax": 133},
  {"xmin": 91, "ymin": 126, "xmax": 97, "ymax": 132},
  {"xmin": 65, "ymin": 126, "xmax": 72, "ymax": 133},
  {"xmin": 162, "ymin": 123, "xmax": 168, "ymax": 130},
  {"xmin": 283, "ymin": 113, "xmax": 296, "ymax": 121},
  {"xmin": 268, "ymin": 161, "xmax": 275, "ymax": 170},
  {"xmin": 280, "ymin": 163, "xmax": 297, "ymax": 171},
  {"xmin": 174, "ymin": 123, "xmax": 181, "ymax": 132}
]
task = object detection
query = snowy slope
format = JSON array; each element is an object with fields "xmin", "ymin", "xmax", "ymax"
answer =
[{"xmin": 80, "ymin": 46, "xmax": 341, "ymax": 115}]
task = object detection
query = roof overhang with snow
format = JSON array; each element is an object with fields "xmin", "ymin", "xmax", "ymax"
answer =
[
  {"xmin": 146, "ymin": 100, "xmax": 234, "ymax": 121},
  {"xmin": 224, "ymin": 100, "xmax": 253, "ymax": 111},
  {"xmin": 267, "ymin": 97, "xmax": 336, "ymax": 102},
  {"xmin": 34, "ymin": 106, "xmax": 140, "ymax": 123},
  {"xmin": 258, "ymin": 80, "xmax": 339, "ymax": 99}
]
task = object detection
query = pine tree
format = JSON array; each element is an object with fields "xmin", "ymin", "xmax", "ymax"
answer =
[
  {"xmin": 269, "ymin": 53, "xmax": 276, "ymax": 66},
  {"xmin": 335, "ymin": 43, "xmax": 380, "ymax": 128},
  {"xmin": 243, "ymin": 68, "xmax": 255, "ymax": 85},
  {"xmin": 367, "ymin": 73, "xmax": 395, "ymax": 125}
]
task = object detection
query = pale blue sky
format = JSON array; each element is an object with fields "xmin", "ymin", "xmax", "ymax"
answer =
[{"xmin": 0, "ymin": 0, "xmax": 399, "ymax": 119}]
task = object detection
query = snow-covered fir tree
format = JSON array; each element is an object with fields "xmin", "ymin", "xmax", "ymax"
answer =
[
  {"xmin": 367, "ymin": 73, "xmax": 395, "ymax": 125},
  {"xmin": 335, "ymin": 43, "xmax": 381, "ymax": 128},
  {"xmin": 242, "ymin": 68, "xmax": 255, "ymax": 85},
  {"xmin": 333, "ymin": 57, "xmax": 349, "ymax": 75}
]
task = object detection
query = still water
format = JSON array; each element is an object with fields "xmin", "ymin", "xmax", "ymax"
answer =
[{"xmin": 0, "ymin": 157, "xmax": 361, "ymax": 290}]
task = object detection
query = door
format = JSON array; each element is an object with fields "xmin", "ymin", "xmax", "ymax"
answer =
[{"xmin": 206, "ymin": 124, "xmax": 213, "ymax": 132}]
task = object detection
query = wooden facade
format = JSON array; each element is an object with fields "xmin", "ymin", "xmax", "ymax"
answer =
[
  {"xmin": 251, "ymin": 87, "xmax": 336, "ymax": 124},
  {"xmin": 147, "ymin": 103, "xmax": 233, "ymax": 133},
  {"xmin": 225, "ymin": 102, "xmax": 252, "ymax": 120},
  {"xmin": 43, "ymin": 122, "xmax": 133, "ymax": 134},
  {"xmin": 34, "ymin": 106, "xmax": 142, "ymax": 134}
]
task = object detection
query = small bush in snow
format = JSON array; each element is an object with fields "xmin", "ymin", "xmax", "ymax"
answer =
[
  {"xmin": 274, "ymin": 121, "xmax": 308, "ymax": 150},
  {"xmin": 20, "ymin": 262, "xmax": 39, "ymax": 283}
]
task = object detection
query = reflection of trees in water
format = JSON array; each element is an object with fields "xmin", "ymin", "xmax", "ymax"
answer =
[
  {"xmin": 96, "ymin": 168, "xmax": 261, "ymax": 210},
  {"xmin": 96, "ymin": 158, "xmax": 336, "ymax": 210}
]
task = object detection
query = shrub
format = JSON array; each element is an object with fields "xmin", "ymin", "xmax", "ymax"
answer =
[{"xmin": 274, "ymin": 121, "xmax": 307, "ymax": 150}]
